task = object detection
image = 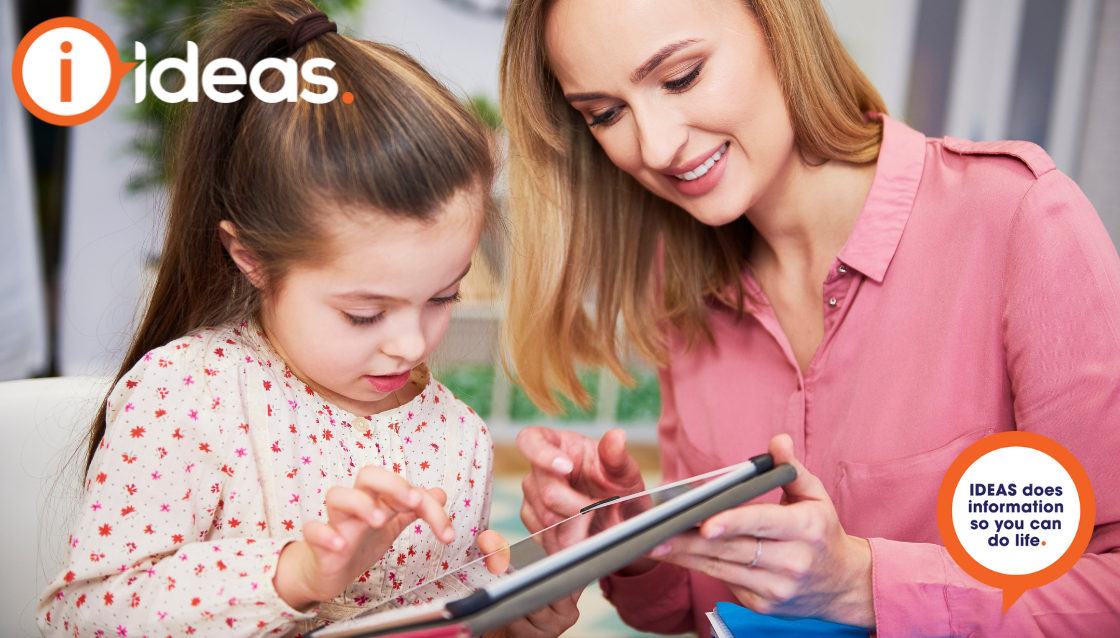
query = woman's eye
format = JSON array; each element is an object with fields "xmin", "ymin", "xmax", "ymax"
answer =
[
  {"xmin": 589, "ymin": 107, "xmax": 622, "ymax": 127},
  {"xmin": 430, "ymin": 291, "xmax": 462, "ymax": 306},
  {"xmin": 344, "ymin": 312, "xmax": 385, "ymax": 326},
  {"xmin": 664, "ymin": 63, "xmax": 702, "ymax": 93}
]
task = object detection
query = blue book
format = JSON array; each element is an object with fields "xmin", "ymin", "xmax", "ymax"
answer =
[{"xmin": 707, "ymin": 602, "xmax": 869, "ymax": 637}]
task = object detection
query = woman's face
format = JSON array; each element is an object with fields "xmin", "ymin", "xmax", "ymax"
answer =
[{"xmin": 545, "ymin": 0, "xmax": 795, "ymax": 226}]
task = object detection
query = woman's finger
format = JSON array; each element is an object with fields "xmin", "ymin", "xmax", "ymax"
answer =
[
  {"xmin": 701, "ymin": 502, "xmax": 822, "ymax": 542},
  {"xmin": 353, "ymin": 466, "xmax": 426, "ymax": 511},
  {"xmin": 516, "ymin": 425, "xmax": 578, "ymax": 475}
]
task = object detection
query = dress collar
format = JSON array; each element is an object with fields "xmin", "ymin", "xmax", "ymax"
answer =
[{"xmin": 835, "ymin": 114, "xmax": 927, "ymax": 283}]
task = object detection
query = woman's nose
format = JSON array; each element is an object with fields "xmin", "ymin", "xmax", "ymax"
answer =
[{"xmin": 633, "ymin": 101, "xmax": 687, "ymax": 173}]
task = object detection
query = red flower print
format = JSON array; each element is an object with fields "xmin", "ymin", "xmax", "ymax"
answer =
[
  {"xmin": 63, "ymin": 570, "xmax": 75, "ymax": 583},
  {"xmin": 322, "ymin": 429, "xmax": 333, "ymax": 441},
  {"xmin": 263, "ymin": 380, "xmax": 271, "ymax": 391},
  {"xmin": 393, "ymin": 463, "xmax": 402, "ymax": 474},
  {"xmin": 120, "ymin": 506, "xmax": 135, "ymax": 517},
  {"xmin": 191, "ymin": 597, "xmax": 201, "ymax": 606},
  {"xmin": 154, "ymin": 409, "xmax": 166, "ymax": 418},
  {"xmin": 144, "ymin": 525, "xmax": 154, "ymax": 534},
  {"xmin": 271, "ymin": 440, "xmax": 282, "ymax": 453},
  {"xmin": 172, "ymin": 428, "xmax": 183, "ymax": 440},
  {"xmin": 76, "ymin": 593, "xmax": 86, "ymax": 607},
  {"xmin": 158, "ymin": 359, "xmax": 170, "ymax": 368},
  {"xmin": 103, "ymin": 592, "xmax": 113, "ymax": 605},
  {"xmin": 172, "ymin": 534, "xmax": 184, "ymax": 544},
  {"xmin": 198, "ymin": 443, "xmax": 211, "ymax": 453},
  {"xmin": 96, "ymin": 472, "xmax": 107, "ymax": 484},
  {"xmin": 220, "ymin": 464, "xmax": 234, "ymax": 477},
  {"xmin": 157, "ymin": 387, "xmax": 169, "ymax": 399},
  {"xmin": 407, "ymin": 545, "xmax": 416, "ymax": 557},
  {"xmin": 441, "ymin": 561, "xmax": 449, "ymax": 570},
  {"xmin": 419, "ymin": 461, "xmax": 430, "ymax": 471},
  {"xmin": 226, "ymin": 618, "xmax": 237, "ymax": 628},
  {"xmin": 431, "ymin": 443, "xmax": 440, "ymax": 452},
  {"xmin": 415, "ymin": 421, "xmax": 427, "ymax": 432},
  {"xmin": 130, "ymin": 592, "xmax": 140, "ymax": 608},
  {"xmin": 217, "ymin": 560, "xmax": 228, "ymax": 570},
  {"xmin": 396, "ymin": 554, "xmax": 406, "ymax": 565},
  {"xmin": 227, "ymin": 518, "xmax": 240, "ymax": 528},
  {"xmin": 282, "ymin": 520, "xmax": 294, "ymax": 531},
  {"xmin": 125, "ymin": 380, "xmax": 138, "ymax": 389},
  {"xmin": 129, "ymin": 426, "xmax": 145, "ymax": 438},
  {"xmin": 304, "ymin": 384, "xmax": 314, "ymax": 396},
  {"xmin": 289, "ymin": 424, "xmax": 297, "ymax": 434},
  {"xmin": 122, "ymin": 454, "xmax": 137, "ymax": 464},
  {"xmin": 309, "ymin": 433, "xmax": 318, "ymax": 443}
]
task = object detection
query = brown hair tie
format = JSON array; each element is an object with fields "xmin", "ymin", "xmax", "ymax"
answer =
[{"xmin": 287, "ymin": 11, "xmax": 337, "ymax": 52}]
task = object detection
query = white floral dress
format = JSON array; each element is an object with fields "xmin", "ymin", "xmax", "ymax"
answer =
[{"xmin": 38, "ymin": 321, "xmax": 497, "ymax": 637}]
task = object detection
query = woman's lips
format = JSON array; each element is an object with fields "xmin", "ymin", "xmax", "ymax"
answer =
[
  {"xmin": 365, "ymin": 370, "xmax": 411, "ymax": 393},
  {"xmin": 669, "ymin": 143, "xmax": 730, "ymax": 197}
]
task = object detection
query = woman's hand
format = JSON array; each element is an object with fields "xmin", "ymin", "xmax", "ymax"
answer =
[
  {"xmin": 273, "ymin": 466, "xmax": 456, "ymax": 611},
  {"xmin": 480, "ymin": 590, "xmax": 582, "ymax": 638},
  {"xmin": 516, "ymin": 427, "xmax": 646, "ymax": 553},
  {"xmin": 647, "ymin": 434, "xmax": 876, "ymax": 629}
]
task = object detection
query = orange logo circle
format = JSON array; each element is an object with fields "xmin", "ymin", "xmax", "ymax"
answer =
[
  {"xmin": 11, "ymin": 17, "xmax": 137, "ymax": 126},
  {"xmin": 937, "ymin": 431, "xmax": 1095, "ymax": 611}
]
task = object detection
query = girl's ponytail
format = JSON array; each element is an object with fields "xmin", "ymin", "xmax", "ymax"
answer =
[{"xmin": 84, "ymin": 0, "xmax": 495, "ymax": 471}]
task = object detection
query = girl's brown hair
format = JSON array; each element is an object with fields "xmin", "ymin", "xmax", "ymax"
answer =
[
  {"xmin": 84, "ymin": 0, "xmax": 495, "ymax": 470},
  {"xmin": 500, "ymin": 0, "xmax": 887, "ymax": 412}
]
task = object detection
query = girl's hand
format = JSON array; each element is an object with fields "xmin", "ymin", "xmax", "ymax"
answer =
[
  {"xmin": 517, "ymin": 427, "xmax": 646, "ymax": 553},
  {"xmin": 274, "ymin": 466, "xmax": 456, "ymax": 610},
  {"xmin": 647, "ymin": 434, "xmax": 876, "ymax": 629},
  {"xmin": 480, "ymin": 589, "xmax": 582, "ymax": 638}
]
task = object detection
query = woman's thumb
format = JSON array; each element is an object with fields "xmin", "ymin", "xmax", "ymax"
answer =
[
  {"xmin": 769, "ymin": 433, "xmax": 825, "ymax": 501},
  {"xmin": 598, "ymin": 429, "xmax": 638, "ymax": 479}
]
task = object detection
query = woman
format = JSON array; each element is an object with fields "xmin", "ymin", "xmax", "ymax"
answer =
[{"xmin": 499, "ymin": 0, "xmax": 1120, "ymax": 635}]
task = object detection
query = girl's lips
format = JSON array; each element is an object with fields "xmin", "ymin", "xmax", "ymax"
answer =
[
  {"xmin": 365, "ymin": 370, "xmax": 411, "ymax": 393},
  {"xmin": 669, "ymin": 144, "xmax": 730, "ymax": 197}
]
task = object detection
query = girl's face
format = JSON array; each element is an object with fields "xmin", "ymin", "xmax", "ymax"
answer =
[
  {"xmin": 255, "ymin": 188, "xmax": 484, "ymax": 416},
  {"xmin": 545, "ymin": 0, "xmax": 795, "ymax": 225}
]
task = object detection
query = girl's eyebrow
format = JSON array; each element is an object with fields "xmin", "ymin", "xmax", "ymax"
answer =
[
  {"xmin": 564, "ymin": 38, "xmax": 703, "ymax": 104},
  {"xmin": 333, "ymin": 263, "xmax": 472, "ymax": 302}
]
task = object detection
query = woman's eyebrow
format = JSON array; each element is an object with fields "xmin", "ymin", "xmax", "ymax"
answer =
[
  {"xmin": 564, "ymin": 38, "xmax": 703, "ymax": 104},
  {"xmin": 631, "ymin": 39, "xmax": 702, "ymax": 83}
]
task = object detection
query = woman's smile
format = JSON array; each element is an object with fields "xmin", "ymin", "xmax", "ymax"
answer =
[{"xmin": 667, "ymin": 141, "xmax": 730, "ymax": 196}]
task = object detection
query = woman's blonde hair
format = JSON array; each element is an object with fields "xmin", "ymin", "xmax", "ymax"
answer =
[{"xmin": 500, "ymin": 0, "xmax": 887, "ymax": 413}]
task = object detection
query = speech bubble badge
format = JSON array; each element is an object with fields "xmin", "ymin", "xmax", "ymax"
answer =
[
  {"xmin": 937, "ymin": 431, "xmax": 1095, "ymax": 612},
  {"xmin": 12, "ymin": 17, "xmax": 137, "ymax": 126}
]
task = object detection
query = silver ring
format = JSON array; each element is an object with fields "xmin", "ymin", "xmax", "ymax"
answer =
[{"xmin": 748, "ymin": 538, "xmax": 762, "ymax": 568}]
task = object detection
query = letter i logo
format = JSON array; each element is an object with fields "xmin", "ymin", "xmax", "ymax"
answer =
[
  {"xmin": 11, "ymin": 17, "xmax": 136, "ymax": 126},
  {"xmin": 60, "ymin": 41, "xmax": 73, "ymax": 102}
]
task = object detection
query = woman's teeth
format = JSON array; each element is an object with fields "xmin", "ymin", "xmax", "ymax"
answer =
[{"xmin": 676, "ymin": 143, "xmax": 728, "ymax": 181}]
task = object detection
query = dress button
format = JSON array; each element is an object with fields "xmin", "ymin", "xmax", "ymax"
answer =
[
  {"xmin": 838, "ymin": 264, "xmax": 847, "ymax": 274},
  {"xmin": 828, "ymin": 297, "xmax": 837, "ymax": 306}
]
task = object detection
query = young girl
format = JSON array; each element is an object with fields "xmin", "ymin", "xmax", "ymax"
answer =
[{"xmin": 38, "ymin": 1, "xmax": 577, "ymax": 636}]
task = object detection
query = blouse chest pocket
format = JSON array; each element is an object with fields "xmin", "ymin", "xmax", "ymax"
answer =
[{"xmin": 834, "ymin": 427, "xmax": 994, "ymax": 545}]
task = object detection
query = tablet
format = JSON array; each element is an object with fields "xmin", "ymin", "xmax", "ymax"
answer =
[{"xmin": 312, "ymin": 455, "xmax": 796, "ymax": 638}]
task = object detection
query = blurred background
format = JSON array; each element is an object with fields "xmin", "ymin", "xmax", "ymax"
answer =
[{"xmin": 2, "ymin": 0, "xmax": 1119, "ymax": 635}]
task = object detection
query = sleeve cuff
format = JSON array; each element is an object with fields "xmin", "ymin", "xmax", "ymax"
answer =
[{"xmin": 868, "ymin": 537, "xmax": 954, "ymax": 638}]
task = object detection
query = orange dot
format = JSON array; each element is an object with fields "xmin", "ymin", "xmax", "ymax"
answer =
[
  {"xmin": 60, "ymin": 41, "xmax": 73, "ymax": 53},
  {"xmin": 342, "ymin": 92, "xmax": 354, "ymax": 104},
  {"xmin": 1041, "ymin": 541, "xmax": 1046, "ymax": 546}
]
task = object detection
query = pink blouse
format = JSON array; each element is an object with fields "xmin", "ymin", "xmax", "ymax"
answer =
[{"xmin": 600, "ymin": 116, "xmax": 1120, "ymax": 637}]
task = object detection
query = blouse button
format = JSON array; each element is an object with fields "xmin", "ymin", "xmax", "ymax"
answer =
[
  {"xmin": 828, "ymin": 297, "xmax": 837, "ymax": 307},
  {"xmin": 838, "ymin": 264, "xmax": 847, "ymax": 274}
]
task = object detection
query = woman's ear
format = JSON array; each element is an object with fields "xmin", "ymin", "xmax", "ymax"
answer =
[{"xmin": 218, "ymin": 221, "xmax": 266, "ymax": 289}]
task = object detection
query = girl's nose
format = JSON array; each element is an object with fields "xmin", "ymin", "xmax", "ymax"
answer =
[
  {"xmin": 633, "ymin": 101, "xmax": 688, "ymax": 173},
  {"xmin": 382, "ymin": 315, "xmax": 427, "ymax": 363}
]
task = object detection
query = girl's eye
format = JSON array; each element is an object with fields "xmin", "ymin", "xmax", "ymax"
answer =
[
  {"xmin": 430, "ymin": 291, "xmax": 462, "ymax": 306},
  {"xmin": 664, "ymin": 63, "xmax": 702, "ymax": 93},
  {"xmin": 589, "ymin": 107, "xmax": 622, "ymax": 128},
  {"xmin": 344, "ymin": 312, "xmax": 385, "ymax": 326}
]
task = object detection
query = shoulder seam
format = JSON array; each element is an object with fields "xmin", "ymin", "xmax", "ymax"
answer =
[{"xmin": 939, "ymin": 136, "xmax": 1057, "ymax": 179}]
